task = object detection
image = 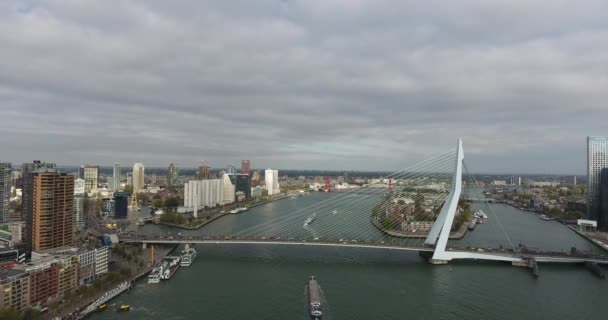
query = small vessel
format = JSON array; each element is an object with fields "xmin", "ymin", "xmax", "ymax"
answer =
[
  {"xmin": 154, "ymin": 209, "xmax": 164, "ymax": 215},
  {"xmin": 97, "ymin": 304, "xmax": 107, "ymax": 311},
  {"xmin": 148, "ymin": 267, "xmax": 161, "ymax": 284},
  {"xmin": 539, "ymin": 214, "xmax": 554, "ymax": 221},
  {"xmin": 307, "ymin": 276, "xmax": 323, "ymax": 319},
  {"xmin": 468, "ymin": 218, "xmax": 478, "ymax": 230},
  {"xmin": 181, "ymin": 245, "xmax": 197, "ymax": 267},
  {"xmin": 479, "ymin": 210, "xmax": 488, "ymax": 219},
  {"xmin": 303, "ymin": 213, "xmax": 317, "ymax": 227},
  {"xmin": 229, "ymin": 208, "xmax": 248, "ymax": 214},
  {"xmin": 118, "ymin": 305, "xmax": 130, "ymax": 312},
  {"xmin": 160, "ymin": 256, "xmax": 181, "ymax": 280}
]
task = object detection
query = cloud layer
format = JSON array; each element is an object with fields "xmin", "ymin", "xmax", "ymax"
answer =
[{"xmin": 1, "ymin": 0, "xmax": 607, "ymax": 173}]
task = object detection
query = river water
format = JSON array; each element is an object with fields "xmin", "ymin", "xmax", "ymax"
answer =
[{"xmin": 91, "ymin": 192, "xmax": 608, "ymax": 320}]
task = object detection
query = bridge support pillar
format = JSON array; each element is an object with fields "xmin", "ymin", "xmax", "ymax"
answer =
[
  {"xmin": 419, "ymin": 251, "xmax": 449, "ymax": 265},
  {"xmin": 142, "ymin": 243, "xmax": 147, "ymax": 249}
]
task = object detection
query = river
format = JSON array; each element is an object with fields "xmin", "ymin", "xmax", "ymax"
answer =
[{"xmin": 91, "ymin": 192, "xmax": 608, "ymax": 320}]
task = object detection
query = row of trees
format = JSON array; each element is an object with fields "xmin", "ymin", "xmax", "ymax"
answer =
[{"xmin": 0, "ymin": 307, "xmax": 41, "ymax": 320}]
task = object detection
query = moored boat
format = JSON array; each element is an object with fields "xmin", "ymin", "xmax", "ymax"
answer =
[
  {"xmin": 181, "ymin": 245, "xmax": 197, "ymax": 267},
  {"xmin": 118, "ymin": 305, "xmax": 130, "ymax": 312}
]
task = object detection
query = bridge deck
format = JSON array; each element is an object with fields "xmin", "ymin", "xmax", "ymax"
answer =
[{"xmin": 120, "ymin": 236, "xmax": 608, "ymax": 264}]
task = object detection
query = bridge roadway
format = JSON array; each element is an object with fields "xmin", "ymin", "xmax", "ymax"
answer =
[{"xmin": 119, "ymin": 235, "xmax": 608, "ymax": 265}]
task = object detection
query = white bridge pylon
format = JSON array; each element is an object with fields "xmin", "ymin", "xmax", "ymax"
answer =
[{"xmin": 424, "ymin": 139, "xmax": 522, "ymax": 264}]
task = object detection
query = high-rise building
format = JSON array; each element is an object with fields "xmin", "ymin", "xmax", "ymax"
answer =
[
  {"xmin": 241, "ymin": 160, "xmax": 251, "ymax": 175},
  {"xmin": 0, "ymin": 163, "xmax": 11, "ymax": 223},
  {"xmin": 184, "ymin": 179, "xmax": 225, "ymax": 210},
  {"xmin": 113, "ymin": 192, "xmax": 129, "ymax": 219},
  {"xmin": 22, "ymin": 161, "xmax": 56, "ymax": 252},
  {"xmin": 74, "ymin": 178, "xmax": 85, "ymax": 232},
  {"xmin": 132, "ymin": 163, "xmax": 145, "ymax": 192},
  {"xmin": 32, "ymin": 172, "xmax": 74, "ymax": 251},
  {"xmin": 228, "ymin": 174, "xmax": 251, "ymax": 199},
  {"xmin": 167, "ymin": 163, "xmax": 179, "ymax": 187},
  {"xmin": 587, "ymin": 136, "xmax": 608, "ymax": 221},
  {"xmin": 113, "ymin": 163, "xmax": 121, "ymax": 190},
  {"xmin": 265, "ymin": 169, "xmax": 280, "ymax": 195},
  {"xmin": 83, "ymin": 165, "xmax": 98, "ymax": 194}
]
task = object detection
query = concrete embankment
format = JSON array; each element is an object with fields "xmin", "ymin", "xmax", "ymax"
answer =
[{"xmin": 157, "ymin": 194, "xmax": 291, "ymax": 230}]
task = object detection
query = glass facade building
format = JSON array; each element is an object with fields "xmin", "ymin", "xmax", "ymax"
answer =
[{"xmin": 588, "ymin": 136, "xmax": 608, "ymax": 222}]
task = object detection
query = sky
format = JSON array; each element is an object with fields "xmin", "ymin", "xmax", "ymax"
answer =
[{"xmin": 1, "ymin": 0, "xmax": 607, "ymax": 174}]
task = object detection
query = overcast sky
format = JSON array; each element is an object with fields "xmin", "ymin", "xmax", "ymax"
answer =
[{"xmin": 1, "ymin": 1, "xmax": 607, "ymax": 174}]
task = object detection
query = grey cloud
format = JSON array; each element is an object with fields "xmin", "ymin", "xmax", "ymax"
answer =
[{"xmin": 0, "ymin": 0, "xmax": 607, "ymax": 173}]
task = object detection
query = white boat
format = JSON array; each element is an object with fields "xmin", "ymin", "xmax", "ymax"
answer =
[
  {"xmin": 160, "ymin": 256, "xmax": 181, "ymax": 280},
  {"xmin": 148, "ymin": 267, "xmax": 161, "ymax": 284},
  {"xmin": 303, "ymin": 213, "xmax": 317, "ymax": 227},
  {"xmin": 181, "ymin": 245, "xmax": 197, "ymax": 267},
  {"xmin": 154, "ymin": 209, "xmax": 164, "ymax": 215}
]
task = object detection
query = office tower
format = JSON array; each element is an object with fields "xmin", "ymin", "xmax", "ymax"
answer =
[
  {"xmin": 0, "ymin": 163, "xmax": 10, "ymax": 223},
  {"xmin": 587, "ymin": 136, "xmax": 608, "ymax": 221},
  {"xmin": 132, "ymin": 163, "xmax": 145, "ymax": 192},
  {"xmin": 113, "ymin": 192, "xmax": 129, "ymax": 219},
  {"xmin": 241, "ymin": 160, "xmax": 251, "ymax": 175},
  {"xmin": 32, "ymin": 172, "xmax": 74, "ymax": 251},
  {"xmin": 113, "ymin": 163, "xmax": 121, "ymax": 190},
  {"xmin": 222, "ymin": 173, "xmax": 235, "ymax": 204},
  {"xmin": 228, "ymin": 174, "xmax": 251, "ymax": 198},
  {"xmin": 22, "ymin": 160, "xmax": 56, "ymax": 252},
  {"xmin": 83, "ymin": 165, "xmax": 99, "ymax": 193},
  {"xmin": 167, "ymin": 163, "xmax": 179, "ymax": 187},
  {"xmin": 74, "ymin": 178, "xmax": 85, "ymax": 232},
  {"xmin": 265, "ymin": 169, "xmax": 280, "ymax": 195},
  {"xmin": 573, "ymin": 176, "xmax": 577, "ymax": 186}
]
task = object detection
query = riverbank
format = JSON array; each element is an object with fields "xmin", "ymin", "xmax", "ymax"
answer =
[
  {"xmin": 52, "ymin": 245, "xmax": 176, "ymax": 320},
  {"xmin": 156, "ymin": 194, "xmax": 291, "ymax": 230},
  {"xmin": 569, "ymin": 226, "xmax": 608, "ymax": 253},
  {"xmin": 371, "ymin": 217, "xmax": 470, "ymax": 239}
]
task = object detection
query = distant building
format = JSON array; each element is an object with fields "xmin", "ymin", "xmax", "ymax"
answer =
[
  {"xmin": 22, "ymin": 161, "xmax": 56, "ymax": 252},
  {"xmin": 241, "ymin": 160, "xmax": 251, "ymax": 175},
  {"xmin": 184, "ymin": 179, "xmax": 225, "ymax": 210},
  {"xmin": 113, "ymin": 192, "xmax": 129, "ymax": 219},
  {"xmin": 223, "ymin": 173, "xmax": 235, "ymax": 204},
  {"xmin": 198, "ymin": 162, "xmax": 210, "ymax": 180},
  {"xmin": 74, "ymin": 178, "xmax": 85, "ymax": 232},
  {"xmin": 32, "ymin": 172, "xmax": 74, "ymax": 251},
  {"xmin": 251, "ymin": 171, "xmax": 261, "ymax": 187},
  {"xmin": 228, "ymin": 174, "xmax": 251, "ymax": 199},
  {"xmin": 600, "ymin": 168, "xmax": 608, "ymax": 231},
  {"xmin": 132, "ymin": 163, "xmax": 145, "ymax": 192},
  {"xmin": 167, "ymin": 163, "xmax": 179, "ymax": 187},
  {"xmin": 493, "ymin": 180, "xmax": 507, "ymax": 186},
  {"xmin": 83, "ymin": 165, "xmax": 99, "ymax": 193},
  {"xmin": 251, "ymin": 186, "xmax": 263, "ymax": 198},
  {"xmin": 0, "ymin": 163, "xmax": 10, "ymax": 223},
  {"xmin": 587, "ymin": 136, "xmax": 608, "ymax": 221},
  {"xmin": 112, "ymin": 163, "xmax": 121, "ymax": 190},
  {"xmin": 265, "ymin": 169, "xmax": 280, "ymax": 195}
]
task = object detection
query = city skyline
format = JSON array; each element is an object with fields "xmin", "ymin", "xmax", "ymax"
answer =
[{"xmin": 0, "ymin": 1, "xmax": 607, "ymax": 174}]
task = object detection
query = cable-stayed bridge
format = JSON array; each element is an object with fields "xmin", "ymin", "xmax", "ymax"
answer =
[{"xmin": 121, "ymin": 140, "xmax": 608, "ymax": 267}]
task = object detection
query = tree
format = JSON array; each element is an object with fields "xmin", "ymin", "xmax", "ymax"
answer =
[
  {"xmin": 0, "ymin": 307, "xmax": 19, "ymax": 320},
  {"xmin": 152, "ymin": 199, "xmax": 163, "ymax": 208},
  {"xmin": 164, "ymin": 197, "xmax": 180, "ymax": 208},
  {"xmin": 124, "ymin": 185, "xmax": 134, "ymax": 195},
  {"xmin": 414, "ymin": 193, "xmax": 425, "ymax": 211},
  {"xmin": 21, "ymin": 308, "xmax": 42, "ymax": 320}
]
